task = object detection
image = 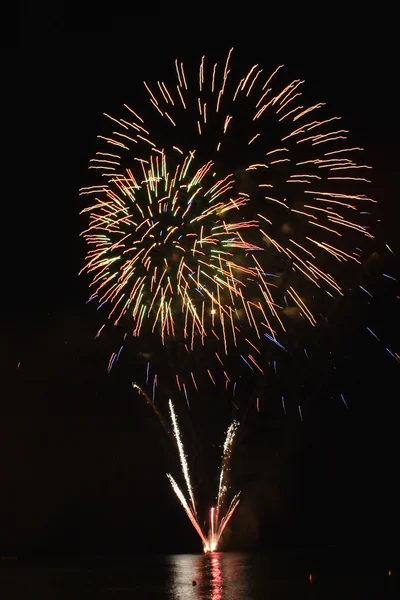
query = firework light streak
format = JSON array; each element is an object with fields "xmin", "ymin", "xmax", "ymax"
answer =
[
  {"xmin": 168, "ymin": 400, "xmax": 197, "ymax": 516},
  {"xmin": 132, "ymin": 382, "xmax": 174, "ymax": 445},
  {"xmin": 167, "ymin": 400, "xmax": 240, "ymax": 552}
]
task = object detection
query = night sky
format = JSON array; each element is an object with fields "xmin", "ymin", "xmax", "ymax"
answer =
[{"xmin": 6, "ymin": 5, "xmax": 399, "ymax": 558}]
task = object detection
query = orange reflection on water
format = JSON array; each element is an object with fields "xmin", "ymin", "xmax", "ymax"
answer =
[
  {"xmin": 169, "ymin": 552, "xmax": 249, "ymax": 599},
  {"xmin": 210, "ymin": 553, "xmax": 223, "ymax": 600}
]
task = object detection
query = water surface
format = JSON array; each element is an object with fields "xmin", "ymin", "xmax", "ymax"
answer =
[{"xmin": 1, "ymin": 550, "xmax": 396, "ymax": 598}]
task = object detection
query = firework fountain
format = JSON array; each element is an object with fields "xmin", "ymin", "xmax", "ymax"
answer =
[
  {"xmin": 167, "ymin": 400, "xmax": 240, "ymax": 552},
  {"xmin": 133, "ymin": 382, "xmax": 239, "ymax": 551}
]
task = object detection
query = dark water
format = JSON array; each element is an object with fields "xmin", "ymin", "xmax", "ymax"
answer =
[{"xmin": 1, "ymin": 551, "xmax": 397, "ymax": 598}]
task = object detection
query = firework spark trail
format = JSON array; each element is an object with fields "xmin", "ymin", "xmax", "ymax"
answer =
[
  {"xmin": 166, "ymin": 474, "xmax": 209, "ymax": 548},
  {"xmin": 216, "ymin": 493, "xmax": 241, "ymax": 539},
  {"xmin": 167, "ymin": 400, "xmax": 240, "ymax": 552},
  {"xmin": 216, "ymin": 420, "xmax": 239, "ymax": 519},
  {"xmin": 131, "ymin": 382, "xmax": 175, "ymax": 447},
  {"xmin": 168, "ymin": 399, "xmax": 197, "ymax": 516}
]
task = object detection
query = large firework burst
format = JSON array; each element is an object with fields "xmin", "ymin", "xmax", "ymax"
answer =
[{"xmin": 80, "ymin": 49, "xmax": 377, "ymax": 391}]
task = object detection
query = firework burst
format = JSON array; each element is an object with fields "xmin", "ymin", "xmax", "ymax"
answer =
[
  {"xmin": 80, "ymin": 49, "xmax": 377, "ymax": 397},
  {"xmin": 81, "ymin": 149, "xmax": 268, "ymax": 355}
]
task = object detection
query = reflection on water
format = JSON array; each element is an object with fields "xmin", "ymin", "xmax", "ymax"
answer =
[
  {"xmin": 0, "ymin": 550, "xmax": 395, "ymax": 598},
  {"xmin": 169, "ymin": 552, "xmax": 251, "ymax": 599},
  {"xmin": 210, "ymin": 554, "xmax": 223, "ymax": 600}
]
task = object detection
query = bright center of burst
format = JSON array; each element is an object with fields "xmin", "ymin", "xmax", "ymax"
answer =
[{"xmin": 204, "ymin": 542, "xmax": 217, "ymax": 553}]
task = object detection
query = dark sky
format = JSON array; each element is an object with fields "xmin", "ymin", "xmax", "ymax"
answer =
[{"xmin": 6, "ymin": 5, "xmax": 399, "ymax": 557}]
